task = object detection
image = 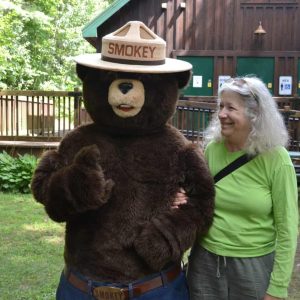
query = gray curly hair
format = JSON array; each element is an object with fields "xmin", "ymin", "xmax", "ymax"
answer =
[{"xmin": 204, "ymin": 76, "xmax": 289, "ymax": 155}]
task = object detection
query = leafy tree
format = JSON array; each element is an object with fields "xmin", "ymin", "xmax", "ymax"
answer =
[{"xmin": 0, "ymin": 0, "xmax": 113, "ymax": 90}]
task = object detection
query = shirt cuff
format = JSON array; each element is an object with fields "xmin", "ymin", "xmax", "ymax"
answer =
[{"xmin": 267, "ymin": 283, "xmax": 288, "ymax": 299}]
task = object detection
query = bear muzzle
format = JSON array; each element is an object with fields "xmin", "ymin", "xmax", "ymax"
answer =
[{"xmin": 108, "ymin": 79, "xmax": 145, "ymax": 118}]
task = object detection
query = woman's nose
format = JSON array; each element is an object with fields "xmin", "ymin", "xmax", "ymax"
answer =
[{"xmin": 218, "ymin": 108, "xmax": 227, "ymax": 118}]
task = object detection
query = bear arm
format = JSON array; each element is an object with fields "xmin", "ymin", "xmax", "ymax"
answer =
[
  {"xmin": 179, "ymin": 144, "xmax": 215, "ymax": 235},
  {"xmin": 31, "ymin": 145, "xmax": 114, "ymax": 222},
  {"xmin": 31, "ymin": 149, "xmax": 64, "ymax": 207},
  {"xmin": 134, "ymin": 211, "xmax": 197, "ymax": 270},
  {"xmin": 134, "ymin": 146, "xmax": 215, "ymax": 270}
]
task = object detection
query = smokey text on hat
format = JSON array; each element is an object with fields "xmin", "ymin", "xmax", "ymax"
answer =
[{"xmin": 107, "ymin": 42, "xmax": 156, "ymax": 59}]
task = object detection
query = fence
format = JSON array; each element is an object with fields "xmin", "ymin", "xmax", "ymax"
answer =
[
  {"xmin": 1, "ymin": 90, "xmax": 300, "ymax": 151},
  {"xmin": 0, "ymin": 90, "xmax": 83, "ymax": 139},
  {"xmin": 0, "ymin": 90, "xmax": 216, "ymax": 142}
]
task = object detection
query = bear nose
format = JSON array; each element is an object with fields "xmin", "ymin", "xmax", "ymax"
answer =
[{"xmin": 118, "ymin": 82, "xmax": 133, "ymax": 94}]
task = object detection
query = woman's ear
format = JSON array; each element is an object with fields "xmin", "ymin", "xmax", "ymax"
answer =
[{"xmin": 176, "ymin": 70, "xmax": 192, "ymax": 89}]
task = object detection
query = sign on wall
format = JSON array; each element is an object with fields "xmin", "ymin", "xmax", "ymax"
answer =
[
  {"xmin": 218, "ymin": 75, "xmax": 231, "ymax": 89},
  {"xmin": 193, "ymin": 76, "xmax": 203, "ymax": 88},
  {"xmin": 279, "ymin": 76, "xmax": 292, "ymax": 96},
  {"xmin": 177, "ymin": 56, "xmax": 214, "ymax": 96}
]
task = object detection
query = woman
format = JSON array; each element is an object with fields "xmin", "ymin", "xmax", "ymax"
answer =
[{"xmin": 177, "ymin": 77, "xmax": 298, "ymax": 300}]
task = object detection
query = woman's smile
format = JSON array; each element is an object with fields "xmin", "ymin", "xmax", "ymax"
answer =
[{"xmin": 218, "ymin": 91, "xmax": 251, "ymax": 151}]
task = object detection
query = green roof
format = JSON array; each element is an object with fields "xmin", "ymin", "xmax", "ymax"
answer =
[{"xmin": 82, "ymin": 0, "xmax": 131, "ymax": 38}]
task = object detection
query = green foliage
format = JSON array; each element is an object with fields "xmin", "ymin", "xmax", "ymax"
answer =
[
  {"xmin": 0, "ymin": 151, "xmax": 38, "ymax": 193},
  {"xmin": 0, "ymin": 0, "xmax": 111, "ymax": 90}
]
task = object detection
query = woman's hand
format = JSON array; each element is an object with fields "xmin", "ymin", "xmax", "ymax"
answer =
[
  {"xmin": 171, "ymin": 188, "xmax": 188, "ymax": 209},
  {"xmin": 264, "ymin": 294, "xmax": 284, "ymax": 300}
]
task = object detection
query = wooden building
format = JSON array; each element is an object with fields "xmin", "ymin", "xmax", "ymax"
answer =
[
  {"xmin": 2, "ymin": 0, "xmax": 300, "ymax": 155},
  {"xmin": 83, "ymin": 0, "xmax": 300, "ymax": 99}
]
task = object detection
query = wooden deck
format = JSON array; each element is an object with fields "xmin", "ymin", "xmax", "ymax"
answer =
[
  {"xmin": 2, "ymin": 90, "xmax": 300, "ymax": 156},
  {"xmin": 0, "ymin": 140, "xmax": 59, "ymax": 156}
]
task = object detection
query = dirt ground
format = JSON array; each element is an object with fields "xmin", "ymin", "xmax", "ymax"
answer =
[{"xmin": 288, "ymin": 234, "xmax": 300, "ymax": 300}]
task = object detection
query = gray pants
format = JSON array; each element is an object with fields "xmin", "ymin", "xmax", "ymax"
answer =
[{"xmin": 186, "ymin": 243, "xmax": 274, "ymax": 300}]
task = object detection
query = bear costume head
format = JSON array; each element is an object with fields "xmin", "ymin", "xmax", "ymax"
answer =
[
  {"xmin": 31, "ymin": 21, "xmax": 214, "ymax": 299},
  {"xmin": 75, "ymin": 21, "xmax": 191, "ymax": 136},
  {"xmin": 77, "ymin": 67, "xmax": 190, "ymax": 135}
]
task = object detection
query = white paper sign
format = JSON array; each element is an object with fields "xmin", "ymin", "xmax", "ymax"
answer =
[
  {"xmin": 193, "ymin": 76, "xmax": 202, "ymax": 88},
  {"xmin": 218, "ymin": 75, "xmax": 231, "ymax": 89},
  {"xmin": 279, "ymin": 76, "xmax": 292, "ymax": 95}
]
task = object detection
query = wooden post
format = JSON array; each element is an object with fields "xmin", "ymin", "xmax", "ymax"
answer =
[{"xmin": 73, "ymin": 87, "xmax": 81, "ymax": 127}]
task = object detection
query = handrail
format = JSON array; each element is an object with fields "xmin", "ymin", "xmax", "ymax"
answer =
[
  {"xmin": 0, "ymin": 90, "xmax": 82, "ymax": 96},
  {"xmin": 1, "ymin": 90, "xmax": 300, "ymax": 151}
]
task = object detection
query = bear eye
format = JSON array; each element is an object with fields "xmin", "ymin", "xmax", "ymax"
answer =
[
  {"xmin": 138, "ymin": 74, "xmax": 160, "ymax": 83},
  {"xmin": 107, "ymin": 72, "xmax": 118, "ymax": 80}
]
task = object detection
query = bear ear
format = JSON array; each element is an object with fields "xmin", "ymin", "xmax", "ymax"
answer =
[
  {"xmin": 76, "ymin": 64, "xmax": 90, "ymax": 81},
  {"xmin": 176, "ymin": 70, "xmax": 192, "ymax": 89}
]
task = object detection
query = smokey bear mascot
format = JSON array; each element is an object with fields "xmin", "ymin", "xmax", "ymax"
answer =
[{"xmin": 31, "ymin": 21, "xmax": 215, "ymax": 300}]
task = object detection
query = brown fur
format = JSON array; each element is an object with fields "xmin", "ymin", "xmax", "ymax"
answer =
[{"xmin": 31, "ymin": 66, "xmax": 215, "ymax": 282}]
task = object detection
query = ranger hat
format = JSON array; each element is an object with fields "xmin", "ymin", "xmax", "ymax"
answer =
[{"xmin": 75, "ymin": 21, "xmax": 192, "ymax": 73}]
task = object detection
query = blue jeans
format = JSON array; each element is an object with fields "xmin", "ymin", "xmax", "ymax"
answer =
[{"xmin": 56, "ymin": 269, "xmax": 189, "ymax": 300}]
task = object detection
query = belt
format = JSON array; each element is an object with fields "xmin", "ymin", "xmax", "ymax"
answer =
[{"xmin": 64, "ymin": 264, "xmax": 181, "ymax": 300}]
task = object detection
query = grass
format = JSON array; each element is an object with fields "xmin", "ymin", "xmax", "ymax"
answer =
[
  {"xmin": 0, "ymin": 193, "xmax": 299, "ymax": 299},
  {"xmin": 0, "ymin": 193, "xmax": 64, "ymax": 300}
]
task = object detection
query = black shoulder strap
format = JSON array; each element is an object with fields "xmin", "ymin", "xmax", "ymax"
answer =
[{"xmin": 214, "ymin": 154, "xmax": 255, "ymax": 183}]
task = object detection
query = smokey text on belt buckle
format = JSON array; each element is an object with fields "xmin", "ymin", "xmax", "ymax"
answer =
[{"xmin": 93, "ymin": 286, "xmax": 126, "ymax": 300}]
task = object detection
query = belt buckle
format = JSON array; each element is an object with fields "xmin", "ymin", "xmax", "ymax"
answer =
[{"xmin": 93, "ymin": 286, "xmax": 126, "ymax": 300}]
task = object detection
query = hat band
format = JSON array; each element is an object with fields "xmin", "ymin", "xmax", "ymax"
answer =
[{"xmin": 102, "ymin": 55, "xmax": 165, "ymax": 66}]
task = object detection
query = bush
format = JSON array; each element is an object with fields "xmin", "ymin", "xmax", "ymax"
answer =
[{"xmin": 0, "ymin": 151, "xmax": 38, "ymax": 193}]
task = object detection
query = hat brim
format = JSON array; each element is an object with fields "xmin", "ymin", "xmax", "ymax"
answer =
[{"xmin": 74, "ymin": 53, "xmax": 192, "ymax": 74}]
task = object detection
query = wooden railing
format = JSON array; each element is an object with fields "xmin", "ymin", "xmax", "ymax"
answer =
[
  {"xmin": 0, "ymin": 90, "xmax": 83, "ymax": 140},
  {"xmin": 1, "ymin": 90, "xmax": 300, "ymax": 151},
  {"xmin": 0, "ymin": 90, "xmax": 217, "ymax": 142},
  {"xmin": 174, "ymin": 99, "xmax": 216, "ymax": 143}
]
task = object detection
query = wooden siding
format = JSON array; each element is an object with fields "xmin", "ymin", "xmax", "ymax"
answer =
[
  {"xmin": 86, "ymin": 0, "xmax": 300, "ymax": 97},
  {"xmin": 173, "ymin": 50, "xmax": 300, "ymax": 95},
  {"xmin": 93, "ymin": 0, "xmax": 300, "ymax": 53}
]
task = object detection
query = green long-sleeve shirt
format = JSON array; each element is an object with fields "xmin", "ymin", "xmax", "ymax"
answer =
[{"xmin": 200, "ymin": 141, "xmax": 299, "ymax": 298}]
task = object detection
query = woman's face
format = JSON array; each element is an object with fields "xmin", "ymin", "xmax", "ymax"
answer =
[{"xmin": 218, "ymin": 90, "xmax": 252, "ymax": 147}]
